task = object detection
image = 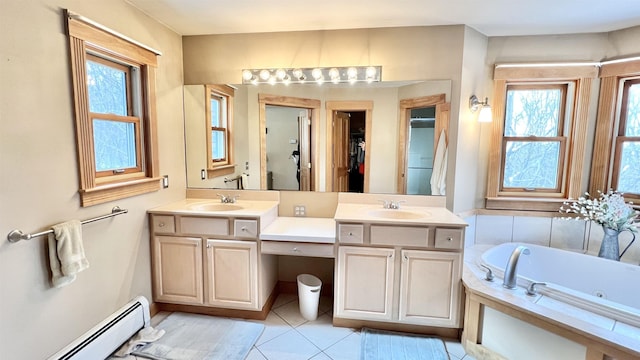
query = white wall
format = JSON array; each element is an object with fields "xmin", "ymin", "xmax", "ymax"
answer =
[
  {"xmin": 0, "ymin": 0, "xmax": 185, "ymax": 358},
  {"xmin": 266, "ymin": 106, "xmax": 302, "ymax": 190}
]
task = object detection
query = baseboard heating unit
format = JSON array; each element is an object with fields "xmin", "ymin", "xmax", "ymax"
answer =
[{"xmin": 48, "ymin": 296, "xmax": 150, "ymax": 360}]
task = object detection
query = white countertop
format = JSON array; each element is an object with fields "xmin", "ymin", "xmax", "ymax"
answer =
[
  {"xmin": 260, "ymin": 217, "xmax": 336, "ymax": 243},
  {"xmin": 147, "ymin": 198, "xmax": 279, "ymax": 217},
  {"xmin": 334, "ymin": 203, "xmax": 467, "ymax": 226}
]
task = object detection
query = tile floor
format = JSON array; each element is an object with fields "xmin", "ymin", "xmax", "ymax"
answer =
[{"xmin": 155, "ymin": 293, "xmax": 475, "ymax": 360}]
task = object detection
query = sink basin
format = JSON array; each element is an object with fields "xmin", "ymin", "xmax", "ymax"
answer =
[
  {"xmin": 367, "ymin": 209, "xmax": 429, "ymax": 219},
  {"xmin": 188, "ymin": 203, "xmax": 244, "ymax": 211}
]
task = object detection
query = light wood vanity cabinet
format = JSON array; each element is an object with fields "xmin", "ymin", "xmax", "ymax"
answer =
[
  {"xmin": 335, "ymin": 223, "xmax": 464, "ymax": 328},
  {"xmin": 150, "ymin": 214, "xmax": 260, "ymax": 310}
]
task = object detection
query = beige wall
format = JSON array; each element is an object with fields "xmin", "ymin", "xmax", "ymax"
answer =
[{"xmin": 0, "ymin": 0, "xmax": 184, "ymax": 358}]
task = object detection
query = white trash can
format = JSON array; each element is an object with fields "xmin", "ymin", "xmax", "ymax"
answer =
[{"xmin": 297, "ymin": 274, "xmax": 322, "ymax": 321}]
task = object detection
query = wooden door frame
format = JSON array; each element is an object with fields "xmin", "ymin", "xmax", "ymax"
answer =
[
  {"xmin": 326, "ymin": 101, "xmax": 373, "ymax": 193},
  {"xmin": 258, "ymin": 94, "xmax": 321, "ymax": 190},
  {"xmin": 397, "ymin": 94, "xmax": 449, "ymax": 194}
]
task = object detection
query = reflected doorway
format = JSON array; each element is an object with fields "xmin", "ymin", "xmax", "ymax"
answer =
[
  {"xmin": 259, "ymin": 94, "xmax": 320, "ymax": 191},
  {"xmin": 406, "ymin": 108, "xmax": 435, "ymax": 195},
  {"xmin": 333, "ymin": 111, "xmax": 366, "ymax": 193},
  {"xmin": 326, "ymin": 101, "xmax": 373, "ymax": 193}
]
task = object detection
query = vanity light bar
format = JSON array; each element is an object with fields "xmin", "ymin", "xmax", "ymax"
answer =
[{"xmin": 241, "ymin": 66, "xmax": 382, "ymax": 85}]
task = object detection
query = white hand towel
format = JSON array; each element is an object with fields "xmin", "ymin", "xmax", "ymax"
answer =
[
  {"xmin": 47, "ymin": 219, "xmax": 89, "ymax": 288},
  {"xmin": 430, "ymin": 129, "xmax": 448, "ymax": 196}
]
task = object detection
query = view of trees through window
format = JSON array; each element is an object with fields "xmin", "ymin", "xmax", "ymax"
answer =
[
  {"xmin": 616, "ymin": 80, "xmax": 640, "ymax": 194},
  {"xmin": 502, "ymin": 86, "xmax": 564, "ymax": 190},
  {"xmin": 86, "ymin": 58, "xmax": 139, "ymax": 173},
  {"xmin": 210, "ymin": 94, "xmax": 227, "ymax": 162}
]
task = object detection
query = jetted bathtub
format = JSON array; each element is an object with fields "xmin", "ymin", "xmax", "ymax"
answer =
[{"xmin": 480, "ymin": 242, "xmax": 640, "ymax": 327}]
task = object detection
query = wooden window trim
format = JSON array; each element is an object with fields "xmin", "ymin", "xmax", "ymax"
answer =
[
  {"xmin": 68, "ymin": 14, "xmax": 161, "ymax": 207},
  {"xmin": 591, "ymin": 67, "xmax": 640, "ymax": 201},
  {"xmin": 486, "ymin": 66, "xmax": 594, "ymax": 211},
  {"xmin": 205, "ymin": 84, "xmax": 235, "ymax": 178}
]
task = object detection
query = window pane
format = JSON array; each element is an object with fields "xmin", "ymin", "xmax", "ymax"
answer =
[
  {"xmin": 212, "ymin": 130, "xmax": 226, "ymax": 160},
  {"xmin": 505, "ymin": 88, "xmax": 562, "ymax": 137},
  {"xmin": 210, "ymin": 95, "xmax": 227, "ymax": 128},
  {"xmin": 86, "ymin": 60, "xmax": 128, "ymax": 116},
  {"xmin": 93, "ymin": 119, "xmax": 137, "ymax": 171},
  {"xmin": 503, "ymin": 141, "xmax": 560, "ymax": 189},
  {"xmin": 617, "ymin": 141, "xmax": 640, "ymax": 194},
  {"xmin": 624, "ymin": 83, "xmax": 640, "ymax": 136}
]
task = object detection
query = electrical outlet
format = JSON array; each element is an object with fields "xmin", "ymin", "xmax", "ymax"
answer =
[{"xmin": 294, "ymin": 205, "xmax": 306, "ymax": 217}]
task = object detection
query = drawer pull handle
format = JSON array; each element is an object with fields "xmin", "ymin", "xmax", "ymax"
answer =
[
  {"xmin": 348, "ymin": 232, "xmax": 353, "ymax": 236},
  {"xmin": 447, "ymin": 237, "xmax": 453, "ymax": 242},
  {"xmin": 292, "ymin": 247, "xmax": 299, "ymax": 252},
  {"xmin": 241, "ymin": 226, "xmax": 248, "ymax": 232},
  {"xmin": 158, "ymin": 222, "xmax": 165, "ymax": 227}
]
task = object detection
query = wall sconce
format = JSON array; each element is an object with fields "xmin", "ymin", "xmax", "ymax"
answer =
[
  {"xmin": 241, "ymin": 66, "xmax": 382, "ymax": 85},
  {"xmin": 469, "ymin": 95, "xmax": 492, "ymax": 123}
]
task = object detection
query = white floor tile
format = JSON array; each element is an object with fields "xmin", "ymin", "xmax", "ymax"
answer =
[
  {"xmin": 310, "ymin": 352, "xmax": 333, "ymax": 359},
  {"xmin": 272, "ymin": 293, "xmax": 298, "ymax": 309},
  {"xmin": 462, "ymin": 354, "xmax": 478, "ymax": 360},
  {"xmin": 273, "ymin": 299, "xmax": 309, "ymax": 327},
  {"xmin": 245, "ymin": 347, "xmax": 268, "ymax": 360},
  {"xmin": 253, "ymin": 312, "xmax": 293, "ymax": 346},
  {"xmin": 323, "ymin": 331, "xmax": 361, "ymax": 360},
  {"xmin": 444, "ymin": 340, "xmax": 467, "ymax": 359},
  {"xmin": 257, "ymin": 328, "xmax": 321, "ymax": 360},
  {"xmin": 296, "ymin": 313, "xmax": 354, "ymax": 350}
]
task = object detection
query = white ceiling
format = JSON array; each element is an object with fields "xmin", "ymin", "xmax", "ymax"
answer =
[{"xmin": 126, "ymin": 0, "xmax": 640, "ymax": 37}]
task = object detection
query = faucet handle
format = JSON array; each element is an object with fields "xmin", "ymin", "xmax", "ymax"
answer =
[
  {"xmin": 479, "ymin": 264, "xmax": 495, "ymax": 282},
  {"xmin": 216, "ymin": 193, "xmax": 228, "ymax": 203},
  {"xmin": 378, "ymin": 200, "xmax": 391, "ymax": 209},
  {"xmin": 526, "ymin": 282, "xmax": 546, "ymax": 296},
  {"xmin": 230, "ymin": 195, "xmax": 240, "ymax": 203},
  {"xmin": 392, "ymin": 200, "xmax": 407, "ymax": 209}
]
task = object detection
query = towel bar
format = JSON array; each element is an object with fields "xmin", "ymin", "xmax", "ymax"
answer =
[{"xmin": 7, "ymin": 206, "xmax": 128, "ymax": 243}]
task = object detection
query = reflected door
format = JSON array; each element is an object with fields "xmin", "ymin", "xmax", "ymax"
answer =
[{"xmin": 333, "ymin": 111, "xmax": 350, "ymax": 192}]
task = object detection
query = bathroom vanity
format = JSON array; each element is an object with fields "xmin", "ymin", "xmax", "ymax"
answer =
[{"xmin": 147, "ymin": 191, "xmax": 467, "ymax": 333}]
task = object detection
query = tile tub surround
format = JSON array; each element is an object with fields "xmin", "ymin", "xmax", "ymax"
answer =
[{"xmin": 462, "ymin": 245, "xmax": 640, "ymax": 360}]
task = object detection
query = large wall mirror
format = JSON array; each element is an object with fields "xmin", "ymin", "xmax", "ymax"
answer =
[{"xmin": 184, "ymin": 80, "xmax": 451, "ymax": 194}]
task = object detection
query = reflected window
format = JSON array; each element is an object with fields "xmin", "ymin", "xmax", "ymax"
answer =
[{"xmin": 206, "ymin": 85, "xmax": 235, "ymax": 176}]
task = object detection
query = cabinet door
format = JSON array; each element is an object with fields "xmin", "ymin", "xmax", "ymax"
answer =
[
  {"xmin": 335, "ymin": 246, "xmax": 395, "ymax": 321},
  {"xmin": 153, "ymin": 236, "xmax": 203, "ymax": 304},
  {"xmin": 205, "ymin": 239, "xmax": 258, "ymax": 310},
  {"xmin": 399, "ymin": 250, "xmax": 461, "ymax": 327}
]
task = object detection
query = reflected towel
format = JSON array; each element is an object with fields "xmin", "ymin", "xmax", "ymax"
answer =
[
  {"xmin": 430, "ymin": 129, "xmax": 448, "ymax": 195},
  {"xmin": 47, "ymin": 219, "xmax": 89, "ymax": 288},
  {"xmin": 112, "ymin": 326, "xmax": 166, "ymax": 358}
]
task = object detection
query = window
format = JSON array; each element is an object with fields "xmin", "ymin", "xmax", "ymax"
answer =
[
  {"xmin": 613, "ymin": 78, "xmax": 640, "ymax": 195},
  {"xmin": 206, "ymin": 84, "xmax": 235, "ymax": 177},
  {"xmin": 501, "ymin": 85, "xmax": 567, "ymax": 193},
  {"xmin": 67, "ymin": 12, "xmax": 161, "ymax": 206},
  {"xmin": 486, "ymin": 64, "xmax": 597, "ymax": 211},
  {"xmin": 591, "ymin": 59, "xmax": 640, "ymax": 202}
]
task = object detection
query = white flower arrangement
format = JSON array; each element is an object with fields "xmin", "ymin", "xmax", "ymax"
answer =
[{"xmin": 560, "ymin": 190, "xmax": 640, "ymax": 233}]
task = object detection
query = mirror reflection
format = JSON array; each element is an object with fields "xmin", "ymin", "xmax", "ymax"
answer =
[{"xmin": 184, "ymin": 80, "xmax": 451, "ymax": 194}]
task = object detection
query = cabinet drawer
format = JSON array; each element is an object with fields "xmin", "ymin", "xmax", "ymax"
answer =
[
  {"xmin": 434, "ymin": 228, "xmax": 464, "ymax": 250},
  {"xmin": 338, "ymin": 224, "xmax": 364, "ymax": 244},
  {"xmin": 370, "ymin": 225, "xmax": 429, "ymax": 247},
  {"xmin": 261, "ymin": 241, "xmax": 334, "ymax": 258},
  {"xmin": 234, "ymin": 220, "xmax": 258, "ymax": 239},
  {"xmin": 180, "ymin": 217, "xmax": 229, "ymax": 236},
  {"xmin": 152, "ymin": 215, "xmax": 175, "ymax": 234}
]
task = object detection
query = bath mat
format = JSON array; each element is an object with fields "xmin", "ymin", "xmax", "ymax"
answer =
[
  {"xmin": 132, "ymin": 312, "xmax": 264, "ymax": 360},
  {"xmin": 360, "ymin": 327, "xmax": 450, "ymax": 360}
]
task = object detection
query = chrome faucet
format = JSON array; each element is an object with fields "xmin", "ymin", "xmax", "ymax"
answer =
[
  {"xmin": 502, "ymin": 245, "xmax": 530, "ymax": 289},
  {"xmin": 379, "ymin": 200, "xmax": 406, "ymax": 209},
  {"xmin": 216, "ymin": 193, "xmax": 239, "ymax": 203}
]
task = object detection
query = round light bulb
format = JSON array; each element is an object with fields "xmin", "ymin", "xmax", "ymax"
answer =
[
  {"xmin": 366, "ymin": 66, "xmax": 377, "ymax": 78},
  {"xmin": 242, "ymin": 69, "xmax": 253, "ymax": 81},
  {"xmin": 292, "ymin": 68, "xmax": 303, "ymax": 79},
  {"xmin": 268, "ymin": 76, "xmax": 277, "ymax": 85},
  {"xmin": 329, "ymin": 67, "xmax": 340, "ymax": 78},
  {"xmin": 312, "ymin": 68, "xmax": 323, "ymax": 80},
  {"xmin": 282, "ymin": 75, "xmax": 291, "ymax": 86},
  {"xmin": 276, "ymin": 68, "xmax": 287, "ymax": 80},
  {"xmin": 259, "ymin": 69, "xmax": 271, "ymax": 80}
]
